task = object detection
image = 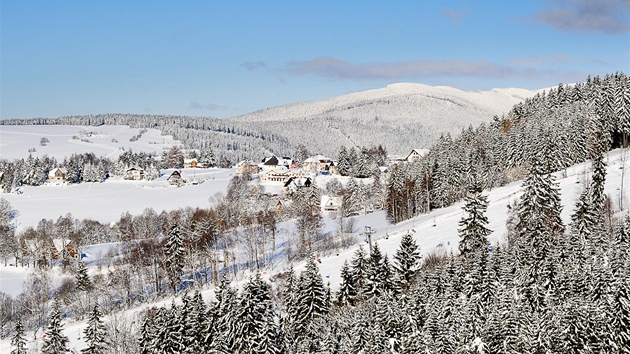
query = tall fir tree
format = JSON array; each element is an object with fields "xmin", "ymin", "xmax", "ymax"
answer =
[
  {"xmin": 336, "ymin": 146, "xmax": 351, "ymax": 176},
  {"xmin": 516, "ymin": 158, "xmax": 564, "ymax": 242},
  {"xmin": 11, "ymin": 318, "xmax": 27, "ymax": 354},
  {"xmin": 351, "ymin": 245, "xmax": 369, "ymax": 301},
  {"xmin": 294, "ymin": 258, "xmax": 329, "ymax": 336},
  {"xmin": 76, "ymin": 259, "xmax": 91, "ymax": 292},
  {"xmin": 82, "ymin": 305, "xmax": 107, "ymax": 354},
  {"xmin": 393, "ymin": 231, "xmax": 421, "ymax": 289},
  {"xmin": 164, "ymin": 225, "xmax": 185, "ymax": 293},
  {"xmin": 336, "ymin": 260, "xmax": 357, "ymax": 306},
  {"xmin": 458, "ymin": 182, "xmax": 492, "ymax": 259},
  {"xmin": 43, "ymin": 300, "xmax": 70, "ymax": 354}
]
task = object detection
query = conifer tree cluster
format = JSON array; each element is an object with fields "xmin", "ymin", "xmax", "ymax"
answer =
[
  {"xmin": 129, "ymin": 160, "xmax": 629, "ymax": 353},
  {"xmin": 386, "ymin": 73, "xmax": 630, "ymax": 223}
]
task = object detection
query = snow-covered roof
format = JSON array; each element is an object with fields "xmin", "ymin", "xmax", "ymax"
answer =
[
  {"xmin": 263, "ymin": 167, "xmax": 290, "ymax": 176},
  {"xmin": 321, "ymin": 195, "xmax": 342, "ymax": 206},
  {"xmin": 168, "ymin": 170, "xmax": 185, "ymax": 179},
  {"xmin": 304, "ymin": 155, "xmax": 333, "ymax": 163},
  {"xmin": 48, "ymin": 167, "xmax": 67, "ymax": 177},
  {"xmin": 407, "ymin": 149, "xmax": 430, "ymax": 159}
]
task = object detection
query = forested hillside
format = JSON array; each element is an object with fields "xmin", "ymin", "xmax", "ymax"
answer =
[
  {"xmin": 387, "ymin": 72, "xmax": 630, "ymax": 222},
  {"xmin": 129, "ymin": 73, "xmax": 630, "ymax": 353}
]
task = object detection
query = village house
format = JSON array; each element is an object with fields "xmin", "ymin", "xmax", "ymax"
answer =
[
  {"xmin": 304, "ymin": 155, "xmax": 336, "ymax": 174},
  {"xmin": 259, "ymin": 156, "xmax": 293, "ymax": 170},
  {"xmin": 184, "ymin": 158, "xmax": 202, "ymax": 168},
  {"xmin": 48, "ymin": 167, "xmax": 67, "ymax": 182},
  {"xmin": 235, "ymin": 160, "xmax": 260, "ymax": 175},
  {"xmin": 405, "ymin": 149, "xmax": 430, "ymax": 163},
  {"xmin": 124, "ymin": 167, "xmax": 145, "ymax": 180},
  {"xmin": 51, "ymin": 238, "xmax": 78, "ymax": 260},
  {"xmin": 283, "ymin": 176, "xmax": 312, "ymax": 194},
  {"xmin": 261, "ymin": 168, "xmax": 293, "ymax": 183},
  {"xmin": 259, "ymin": 156, "xmax": 280, "ymax": 170},
  {"xmin": 320, "ymin": 195, "xmax": 342, "ymax": 212},
  {"xmin": 167, "ymin": 170, "xmax": 186, "ymax": 186}
]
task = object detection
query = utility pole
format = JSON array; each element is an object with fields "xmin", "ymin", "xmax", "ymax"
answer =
[{"xmin": 363, "ymin": 226, "xmax": 375, "ymax": 254}]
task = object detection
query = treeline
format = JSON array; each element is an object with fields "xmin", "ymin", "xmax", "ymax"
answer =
[
  {"xmin": 0, "ymin": 114, "xmax": 292, "ymax": 166},
  {"xmin": 0, "ymin": 145, "xmax": 219, "ymax": 193},
  {"xmin": 0, "ymin": 149, "xmax": 161, "ymax": 193},
  {"xmin": 387, "ymin": 72, "xmax": 630, "ymax": 222}
]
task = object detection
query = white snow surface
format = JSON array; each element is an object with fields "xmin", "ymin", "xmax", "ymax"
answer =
[
  {"xmin": 0, "ymin": 124, "xmax": 179, "ymax": 161},
  {"xmin": 1, "ymin": 169, "xmax": 233, "ymax": 232}
]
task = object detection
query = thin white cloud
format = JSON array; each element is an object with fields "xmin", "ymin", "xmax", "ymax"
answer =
[
  {"xmin": 189, "ymin": 102, "xmax": 225, "ymax": 111},
  {"xmin": 284, "ymin": 56, "xmax": 536, "ymax": 80},
  {"xmin": 280, "ymin": 56, "xmax": 589, "ymax": 88},
  {"xmin": 442, "ymin": 7, "xmax": 469, "ymax": 22},
  {"xmin": 511, "ymin": 55, "xmax": 612, "ymax": 68},
  {"xmin": 240, "ymin": 61, "xmax": 266, "ymax": 71},
  {"xmin": 528, "ymin": 0, "xmax": 630, "ymax": 34},
  {"xmin": 510, "ymin": 55, "xmax": 570, "ymax": 67}
]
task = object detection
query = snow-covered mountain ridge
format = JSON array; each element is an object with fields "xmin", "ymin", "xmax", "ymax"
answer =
[
  {"xmin": 228, "ymin": 83, "xmax": 539, "ymax": 155},
  {"xmin": 230, "ymin": 83, "xmax": 535, "ymax": 123}
]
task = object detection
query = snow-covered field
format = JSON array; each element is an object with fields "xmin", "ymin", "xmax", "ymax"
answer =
[
  {"xmin": 1, "ymin": 168, "xmax": 234, "ymax": 232},
  {"xmin": 0, "ymin": 124, "xmax": 179, "ymax": 161}
]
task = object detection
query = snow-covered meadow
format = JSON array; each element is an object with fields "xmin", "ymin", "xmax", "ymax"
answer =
[{"xmin": 0, "ymin": 125, "xmax": 179, "ymax": 161}]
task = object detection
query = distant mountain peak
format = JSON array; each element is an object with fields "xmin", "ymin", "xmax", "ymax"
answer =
[{"xmin": 227, "ymin": 83, "xmax": 538, "ymax": 155}]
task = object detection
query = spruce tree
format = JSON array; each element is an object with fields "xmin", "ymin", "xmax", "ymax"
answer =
[
  {"xmin": 294, "ymin": 258, "xmax": 329, "ymax": 336},
  {"xmin": 393, "ymin": 231, "xmax": 421, "ymax": 289},
  {"xmin": 43, "ymin": 300, "xmax": 70, "ymax": 354},
  {"xmin": 516, "ymin": 158, "xmax": 564, "ymax": 241},
  {"xmin": 11, "ymin": 318, "xmax": 27, "ymax": 354},
  {"xmin": 76, "ymin": 259, "xmax": 91, "ymax": 292},
  {"xmin": 336, "ymin": 146, "xmax": 351, "ymax": 176},
  {"xmin": 590, "ymin": 150, "xmax": 607, "ymax": 222},
  {"xmin": 336, "ymin": 260, "xmax": 357, "ymax": 306},
  {"xmin": 138, "ymin": 315, "xmax": 154, "ymax": 354},
  {"xmin": 236, "ymin": 272, "xmax": 281, "ymax": 354},
  {"xmin": 82, "ymin": 305, "xmax": 107, "ymax": 354},
  {"xmin": 351, "ymin": 245, "xmax": 369, "ymax": 300},
  {"xmin": 458, "ymin": 182, "xmax": 492, "ymax": 259},
  {"xmin": 164, "ymin": 225, "xmax": 185, "ymax": 293}
]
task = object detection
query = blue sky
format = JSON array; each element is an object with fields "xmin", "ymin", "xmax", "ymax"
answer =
[{"xmin": 1, "ymin": 0, "xmax": 629, "ymax": 119}]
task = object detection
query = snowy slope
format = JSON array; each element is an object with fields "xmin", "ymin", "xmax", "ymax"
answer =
[
  {"xmin": 228, "ymin": 83, "xmax": 539, "ymax": 155},
  {"xmin": 0, "ymin": 125, "xmax": 179, "ymax": 161},
  {"xmin": 230, "ymin": 83, "xmax": 536, "ymax": 123},
  {"xmin": 1, "ymin": 148, "xmax": 628, "ymax": 352}
]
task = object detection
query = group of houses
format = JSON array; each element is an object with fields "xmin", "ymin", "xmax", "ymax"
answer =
[{"xmin": 237, "ymin": 154, "xmax": 336, "ymax": 180}]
